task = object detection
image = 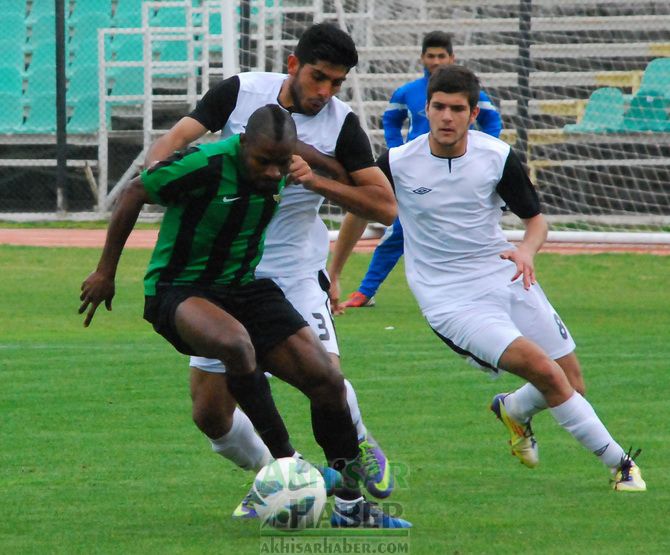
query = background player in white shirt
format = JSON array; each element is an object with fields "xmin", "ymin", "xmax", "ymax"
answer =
[
  {"xmin": 146, "ymin": 24, "xmax": 408, "ymax": 527},
  {"xmin": 374, "ymin": 64, "xmax": 645, "ymax": 491}
]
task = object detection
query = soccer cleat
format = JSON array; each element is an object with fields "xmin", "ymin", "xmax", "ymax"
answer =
[
  {"xmin": 358, "ymin": 434, "xmax": 394, "ymax": 499},
  {"xmin": 341, "ymin": 292, "xmax": 375, "ymax": 308},
  {"xmin": 232, "ymin": 485, "xmax": 258, "ymax": 519},
  {"xmin": 612, "ymin": 448, "xmax": 647, "ymax": 492},
  {"xmin": 313, "ymin": 463, "xmax": 343, "ymax": 496},
  {"xmin": 331, "ymin": 498, "xmax": 412, "ymax": 528},
  {"xmin": 490, "ymin": 393, "xmax": 539, "ymax": 468}
]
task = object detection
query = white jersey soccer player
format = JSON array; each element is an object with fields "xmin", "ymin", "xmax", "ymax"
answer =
[
  {"xmin": 378, "ymin": 64, "xmax": 645, "ymax": 492},
  {"xmin": 145, "ymin": 23, "xmax": 405, "ymax": 528}
]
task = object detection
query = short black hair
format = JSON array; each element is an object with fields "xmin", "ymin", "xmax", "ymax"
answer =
[
  {"xmin": 246, "ymin": 104, "xmax": 297, "ymax": 144},
  {"xmin": 294, "ymin": 23, "xmax": 358, "ymax": 69},
  {"xmin": 427, "ymin": 65, "xmax": 480, "ymax": 110},
  {"xmin": 422, "ymin": 31, "xmax": 453, "ymax": 56}
]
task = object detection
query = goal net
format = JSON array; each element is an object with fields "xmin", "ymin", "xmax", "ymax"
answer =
[{"xmin": 242, "ymin": 0, "xmax": 670, "ymax": 242}]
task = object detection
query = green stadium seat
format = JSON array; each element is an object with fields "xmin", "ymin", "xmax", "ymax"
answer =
[
  {"xmin": 0, "ymin": 92, "xmax": 24, "ymax": 132},
  {"xmin": 25, "ymin": 41, "xmax": 56, "ymax": 76},
  {"xmin": 108, "ymin": 66, "xmax": 144, "ymax": 99},
  {"xmin": 67, "ymin": 64, "xmax": 99, "ymax": 101},
  {"xmin": 67, "ymin": 93, "xmax": 102, "ymax": 133},
  {"xmin": 0, "ymin": 40, "xmax": 27, "ymax": 73},
  {"xmin": 24, "ymin": 71, "xmax": 57, "ymax": 100},
  {"xmin": 623, "ymin": 89, "xmax": 670, "ymax": 132},
  {"xmin": 28, "ymin": 15, "xmax": 56, "ymax": 48},
  {"xmin": 150, "ymin": 8, "xmax": 186, "ymax": 28},
  {"xmin": 26, "ymin": 1, "xmax": 55, "ymax": 24},
  {"xmin": 564, "ymin": 87, "xmax": 625, "ymax": 133},
  {"xmin": 112, "ymin": 34, "xmax": 144, "ymax": 60},
  {"xmin": 153, "ymin": 40, "xmax": 188, "ymax": 62},
  {"xmin": 69, "ymin": 12, "xmax": 113, "ymax": 46},
  {"xmin": 0, "ymin": 67, "xmax": 23, "ymax": 96},
  {"xmin": 638, "ymin": 58, "xmax": 670, "ymax": 98},
  {"xmin": 5, "ymin": 1, "xmax": 27, "ymax": 17},
  {"xmin": 68, "ymin": 0, "xmax": 113, "ymax": 22},
  {"xmin": 68, "ymin": 36, "xmax": 112, "ymax": 70},
  {"xmin": 0, "ymin": 13, "xmax": 27, "ymax": 43},
  {"xmin": 20, "ymin": 92, "xmax": 57, "ymax": 133}
]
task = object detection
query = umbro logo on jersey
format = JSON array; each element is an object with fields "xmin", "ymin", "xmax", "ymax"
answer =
[
  {"xmin": 412, "ymin": 187, "xmax": 432, "ymax": 195},
  {"xmin": 273, "ymin": 193, "xmax": 281, "ymax": 202},
  {"xmin": 221, "ymin": 196, "xmax": 241, "ymax": 203}
]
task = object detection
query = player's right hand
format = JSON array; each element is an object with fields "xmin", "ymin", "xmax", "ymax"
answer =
[{"xmin": 79, "ymin": 271, "xmax": 115, "ymax": 327}]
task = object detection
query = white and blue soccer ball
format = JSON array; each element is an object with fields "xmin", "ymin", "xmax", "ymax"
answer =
[{"xmin": 252, "ymin": 457, "xmax": 327, "ymax": 529}]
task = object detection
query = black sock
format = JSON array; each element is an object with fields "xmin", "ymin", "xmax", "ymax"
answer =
[
  {"xmin": 311, "ymin": 403, "xmax": 360, "ymax": 467},
  {"xmin": 226, "ymin": 370, "xmax": 294, "ymax": 459}
]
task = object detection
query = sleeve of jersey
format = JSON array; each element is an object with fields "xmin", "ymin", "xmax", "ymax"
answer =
[
  {"xmin": 495, "ymin": 150, "xmax": 541, "ymax": 219},
  {"xmin": 375, "ymin": 150, "xmax": 395, "ymax": 193},
  {"xmin": 334, "ymin": 112, "xmax": 376, "ymax": 173},
  {"xmin": 476, "ymin": 90, "xmax": 503, "ymax": 138},
  {"xmin": 141, "ymin": 147, "xmax": 212, "ymax": 206},
  {"xmin": 188, "ymin": 75, "xmax": 241, "ymax": 132},
  {"xmin": 382, "ymin": 88, "xmax": 407, "ymax": 148}
]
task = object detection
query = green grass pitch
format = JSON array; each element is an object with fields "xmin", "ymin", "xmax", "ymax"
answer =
[{"xmin": 1, "ymin": 245, "xmax": 668, "ymax": 554}]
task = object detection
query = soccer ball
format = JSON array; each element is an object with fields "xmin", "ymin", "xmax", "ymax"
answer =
[{"xmin": 252, "ymin": 457, "xmax": 327, "ymax": 530}]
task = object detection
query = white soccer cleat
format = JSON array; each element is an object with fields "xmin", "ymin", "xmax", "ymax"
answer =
[{"xmin": 490, "ymin": 393, "xmax": 539, "ymax": 468}]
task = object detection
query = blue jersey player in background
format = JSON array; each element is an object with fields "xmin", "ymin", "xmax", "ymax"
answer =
[{"xmin": 337, "ymin": 31, "xmax": 503, "ymax": 309}]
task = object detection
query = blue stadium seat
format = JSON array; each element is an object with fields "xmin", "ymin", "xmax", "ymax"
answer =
[
  {"xmin": 0, "ymin": 92, "xmax": 24, "ymax": 133},
  {"xmin": 623, "ymin": 89, "xmax": 670, "ymax": 132},
  {"xmin": 150, "ymin": 7, "xmax": 186, "ymax": 28},
  {"xmin": 24, "ymin": 71, "xmax": 57, "ymax": 101},
  {"xmin": 5, "ymin": 1, "xmax": 27, "ymax": 17},
  {"xmin": 69, "ymin": 36, "xmax": 112, "ymax": 70},
  {"xmin": 564, "ymin": 87, "xmax": 625, "ymax": 133},
  {"xmin": 69, "ymin": 12, "xmax": 113, "ymax": 47},
  {"xmin": 20, "ymin": 92, "xmax": 57, "ymax": 133},
  {"xmin": 67, "ymin": 93, "xmax": 102, "ymax": 133},
  {"xmin": 113, "ymin": 0, "xmax": 145, "ymax": 27},
  {"xmin": 0, "ymin": 66, "xmax": 24, "ymax": 97},
  {"xmin": 112, "ymin": 34, "xmax": 144, "ymax": 60}
]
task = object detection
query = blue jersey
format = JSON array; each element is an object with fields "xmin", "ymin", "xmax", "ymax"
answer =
[{"xmin": 382, "ymin": 70, "xmax": 502, "ymax": 147}]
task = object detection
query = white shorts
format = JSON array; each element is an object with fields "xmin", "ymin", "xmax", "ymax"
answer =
[
  {"xmin": 426, "ymin": 279, "xmax": 576, "ymax": 375},
  {"xmin": 190, "ymin": 270, "xmax": 338, "ymax": 373}
]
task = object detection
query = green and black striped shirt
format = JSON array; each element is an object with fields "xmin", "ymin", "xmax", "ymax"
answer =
[{"xmin": 141, "ymin": 135, "xmax": 285, "ymax": 296}]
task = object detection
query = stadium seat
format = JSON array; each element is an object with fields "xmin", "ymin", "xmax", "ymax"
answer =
[
  {"xmin": 5, "ymin": 1, "xmax": 27, "ymax": 16},
  {"xmin": 622, "ymin": 89, "xmax": 670, "ymax": 132},
  {"xmin": 113, "ymin": 0, "xmax": 148, "ymax": 27},
  {"xmin": 638, "ymin": 58, "xmax": 670, "ymax": 97},
  {"xmin": 0, "ymin": 13, "xmax": 27, "ymax": 43},
  {"xmin": 108, "ymin": 66, "xmax": 144, "ymax": 99},
  {"xmin": 28, "ymin": 15, "xmax": 57, "ymax": 48},
  {"xmin": 24, "ymin": 71, "xmax": 57, "ymax": 101},
  {"xmin": 69, "ymin": 12, "xmax": 113, "ymax": 47},
  {"xmin": 564, "ymin": 87, "xmax": 625, "ymax": 133},
  {"xmin": 112, "ymin": 34, "xmax": 144, "ymax": 60},
  {"xmin": 0, "ymin": 67, "xmax": 23, "ymax": 98},
  {"xmin": 67, "ymin": 64, "xmax": 99, "ymax": 101},
  {"xmin": 150, "ymin": 7, "xmax": 187, "ymax": 28},
  {"xmin": 68, "ymin": 0, "xmax": 113, "ymax": 23},
  {"xmin": 0, "ymin": 92, "xmax": 24, "ymax": 132},
  {"xmin": 0, "ymin": 40, "xmax": 27, "ymax": 73},
  {"xmin": 25, "ymin": 41, "xmax": 56, "ymax": 76},
  {"xmin": 67, "ymin": 93, "xmax": 102, "ymax": 133},
  {"xmin": 68, "ymin": 36, "xmax": 112, "ymax": 71},
  {"xmin": 26, "ymin": 1, "xmax": 55, "ymax": 24},
  {"xmin": 153, "ymin": 40, "xmax": 188, "ymax": 62},
  {"xmin": 20, "ymin": 92, "xmax": 57, "ymax": 133}
]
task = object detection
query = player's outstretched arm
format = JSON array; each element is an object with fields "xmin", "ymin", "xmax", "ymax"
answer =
[
  {"xmin": 327, "ymin": 212, "xmax": 370, "ymax": 313},
  {"xmin": 79, "ymin": 177, "xmax": 149, "ymax": 327},
  {"xmin": 144, "ymin": 117, "xmax": 208, "ymax": 168},
  {"xmin": 500, "ymin": 213, "xmax": 548, "ymax": 290}
]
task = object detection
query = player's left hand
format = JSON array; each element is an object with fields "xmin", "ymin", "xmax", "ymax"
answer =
[
  {"xmin": 328, "ymin": 273, "xmax": 344, "ymax": 315},
  {"xmin": 289, "ymin": 155, "xmax": 316, "ymax": 189},
  {"xmin": 500, "ymin": 245, "xmax": 536, "ymax": 290},
  {"xmin": 79, "ymin": 270, "xmax": 115, "ymax": 327}
]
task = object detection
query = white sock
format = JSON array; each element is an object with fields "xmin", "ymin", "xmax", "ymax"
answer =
[
  {"xmin": 504, "ymin": 383, "xmax": 548, "ymax": 423},
  {"xmin": 209, "ymin": 407, "xmax": 272, "ymax": 471},
  {"xmin": 549, "ymin": 392, "xmax": 626, "ymax": 469},
  {"xmin": 344, "ymin": 379, "xmax": 367, "ymax": 441},
  {"xmin": 334, "ymin": 495, "xmax": 364, "ymax": 511}
]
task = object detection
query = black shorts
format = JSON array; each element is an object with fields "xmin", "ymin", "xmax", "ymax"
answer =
[{"xmin": 143, "ymin": 279, "xmax": 308, "ymax": 358}]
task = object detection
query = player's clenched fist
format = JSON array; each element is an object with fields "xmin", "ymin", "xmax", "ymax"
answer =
[{"xmin": 288, "ymin": 154, "xmax": 316, "ymax": 189}]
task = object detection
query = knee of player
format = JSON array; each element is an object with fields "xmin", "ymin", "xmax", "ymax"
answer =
[
  {"xmin": 311, "ymin": 364, "xmax": 347, "ymax": 402},
  {"xmin": 214, "ymin": 333, "xmax": 255, "ymax": 370}
]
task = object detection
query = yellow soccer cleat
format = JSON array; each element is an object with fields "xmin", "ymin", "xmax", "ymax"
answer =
[
  {"xmin": 490, "ymin": 393, "xmax": 539, "ymax": 468},
  {"xmin": 612, "ymin": 448, "xmax": 647, "ymax": 492}
]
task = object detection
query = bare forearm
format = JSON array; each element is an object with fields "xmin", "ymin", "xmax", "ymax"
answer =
[
  {"xmin": 307, "ymin": 175, "xmax": 396, "ymax": 225},
  {"xmin": 97, "ymin": 179, "xmax": 147, "ymax": 277},
  {"xmin": 519, "ymin": 214, "xmax": 548, "ymax": 255},
  {"xmin": 328, "ymin": 212, "xmax": 369, "ymax": 279}
]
